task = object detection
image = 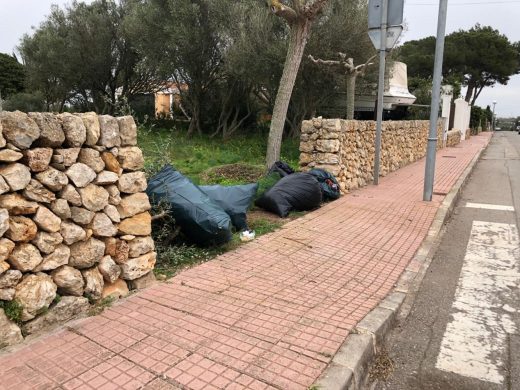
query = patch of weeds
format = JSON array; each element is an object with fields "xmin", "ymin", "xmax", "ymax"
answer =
[
  {"xmin": 88, "ymin": 296, "xmax": 116, "ymax": 317},
  {"xmin": 0, "ymin": 300, "xmax": 24, "ymax": 325},
  {"xmin": 369, "ymin": 347, "xmax": 395, "ymax": 382},
  {"xmin": 154, "ymin": 244, "xmax": 225, "ymax": 278},
  {"xmin": 52, "ymin": 294, "xmax": 62, "ymax": 306},
  {"xmin": 248, "ymin": 217, "xmax": 283, "ymax": 236},
  {"xmin": 308, "ymin": 385, "xmax": 320, "ymax": 390},
  {"xmin": 200, "ymin": 163, "xmax": 264, "ymax": 185}
]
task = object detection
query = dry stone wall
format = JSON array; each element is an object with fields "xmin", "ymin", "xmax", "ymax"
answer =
[
  {"xmin": 0, "ymin": 110, "xmax": 156, "ymax": 347},
  {"xmin": 300, "ymin": 118, "xmax": 446, "ymax": 193},
  {"xmin": 446, "ymin": 129, "xmax": 462, "ymax": 147}
]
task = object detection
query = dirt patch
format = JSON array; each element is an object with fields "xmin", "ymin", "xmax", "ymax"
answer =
[
  {"xmin": 369, "ymin": 348, "xmax": 395, "ymax": 382},
  {"xmin": 201, "ymin": 163, "xmax": 264, "ymax": 184}
]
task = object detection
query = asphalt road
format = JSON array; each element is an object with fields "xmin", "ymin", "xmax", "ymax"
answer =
[{"xmin": 371, "ymin": 131, "xmax": 520, "ymax": 390}]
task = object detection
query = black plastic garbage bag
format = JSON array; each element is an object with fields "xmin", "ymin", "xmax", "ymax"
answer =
[
  {"xmin": 269, "ymin": 161, "xmax": 295, "ymax": 177},
  {"xmin": 255, "ymin": 172, "xmax": 322, "ymax": 217},
  {"xmin": 146, "ymin": 165, "xmax": 232, "ymax": 246},
  {"xmin": 308, "ymin": 168, "xmax": 341, "ymax": 201},
  {"xmin": 199, "ymin": 183, "xmax": 258, "ymax": 231}
]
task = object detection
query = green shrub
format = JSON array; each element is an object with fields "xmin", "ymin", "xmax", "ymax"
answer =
[
  {"xmin": 3, "ymin": 91, "xmax": 45, "ymax": 112},
  {"xmin": 0, "ymin": 300, "xmax": 24, "ymax": 324}
]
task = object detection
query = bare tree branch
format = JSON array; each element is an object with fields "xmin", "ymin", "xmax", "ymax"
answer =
[
  {"xmin": 308, "ymin": 54, "xmax": 341, "ymax": 67},
  {"xmin": 303, "ymin": 0, "xmax": 329, "ymax": 19},
  {"xmin": 269, "ymin": 0, "xmax": 298, "ymax": 23}
]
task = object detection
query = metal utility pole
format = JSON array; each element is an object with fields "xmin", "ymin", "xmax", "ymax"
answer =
[
  {"xmin": 368, "ymin": 0, "xmax": 403, "ymax": 184},
  {"xmin": 373, "ymin": 0, "xmax": 388, "ymax": 185},
  {"xmin": 423, "ymin": 0, "xmax": 449, "ymax": 202},
  {"xmin": 492, "ymin": 100, "xmax": 497, "ymax": 130}
]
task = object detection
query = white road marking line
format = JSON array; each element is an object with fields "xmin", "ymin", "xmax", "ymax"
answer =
[
  {"xmin": 435, "ymin": 220, "xmax": 520, "ymax": 384},
  {"xmin": 465, "ymin": 202, "xmax": 515, "ymax": 211}
]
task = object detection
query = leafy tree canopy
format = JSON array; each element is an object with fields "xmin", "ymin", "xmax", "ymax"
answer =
[
  {"xmin": 0, "ymin": 53, "xmax": 25, "ymax": 99},
  {"xmin": 397, "ymin": 25, "xmax": 520, "ymax": 105}
]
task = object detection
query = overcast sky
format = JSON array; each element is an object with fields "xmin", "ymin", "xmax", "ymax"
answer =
[{"xmin": 0, "ymin": 0, "xmax": 518, "ymax": 117}]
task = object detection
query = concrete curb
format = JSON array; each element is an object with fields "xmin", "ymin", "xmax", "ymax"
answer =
[{"xmin": 313, "ymin": 138, "xmax": 490, "ymax": 390}]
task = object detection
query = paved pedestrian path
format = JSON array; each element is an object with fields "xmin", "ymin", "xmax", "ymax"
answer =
[{"xmin": 0, "ymin": 133, "xmax": 492, "ymax": 390}]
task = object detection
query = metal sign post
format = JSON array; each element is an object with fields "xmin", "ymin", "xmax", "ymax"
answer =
[
  {"xmin": 368, "ymin": 0, "xmax": 403, "ymax": 185},
  {"xmin": 423, "ymin": 0, "xmax": 448, "ymax": 201},
  {"xmin": 373, "ymin": 0, "xmax": 387, "ymax": 185}
]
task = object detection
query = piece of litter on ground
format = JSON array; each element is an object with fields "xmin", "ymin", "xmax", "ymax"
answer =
[{"xmin": 240, "ymin": 230, "xmax": 256, "ymax": 242}]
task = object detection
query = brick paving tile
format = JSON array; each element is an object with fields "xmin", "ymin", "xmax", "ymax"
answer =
[{"xmin": 0, "ymin": 134, "xmax": 491, "ymax": 389}]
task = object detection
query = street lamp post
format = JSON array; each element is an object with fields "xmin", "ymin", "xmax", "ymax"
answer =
[{"xmin": 492, "ymin": 101, "xmax": 497, "ymax": 131}]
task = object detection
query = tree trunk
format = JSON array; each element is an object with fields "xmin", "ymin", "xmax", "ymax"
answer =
[
  {"xmin": 266, "ymin": 19, "xmax": 311, "ymax": 169},
  {"xmin": 464, "ymin": 79, "xmax": 474, "ymax": 103},
  {"xmin": 346, "ymin": 74, "xmax": 357, "ymax": 120}
]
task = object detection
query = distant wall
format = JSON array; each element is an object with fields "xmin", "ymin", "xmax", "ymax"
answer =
[
  {"xmin": 0, "ymin": 111, "xmax": 156, "ymax": 348},
  {"xmin": 299, "ymin": 118, "xmax": 446, "ymax": 193}
]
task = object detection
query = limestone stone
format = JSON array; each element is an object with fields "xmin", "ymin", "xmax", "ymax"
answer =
[
  {"xmin": 82, "ymin": 267, "xmax": 104, "ymax": 301},
  {"xmin": 98, "ymin": 255, "xmax": 121, "ymax": 283},
  {"xmin": 6, "ymin": 216, "xmax": 38, "ymax": 242},
  {"xmin": 33, "ymin": 206, "xmax": 62, "ymax": 233},
  {"xmin": 91, "ymin": 212, "xmax": 117, "ymax": 237},
  {"xmin": 106, "ymin": 184, "xmax": 121, "ymax": 205},
  {"xmin": 117, "ymin": 116, "xmax": 138, "ymax": 146},
  {"xmin": 0, "ymin": 193, "xmax": 39, "ymax": 215},
  {"xmin": 0, "ymin": 163, "xmax": 31, "ymax": 191},
  {"xmin": 32, "ymin": 231, "xmax": 63, "ymax": 254},
  {"xmin": 128, "ymin": 271, "xmax": 156, "ymax": 290},
  {"xmin": 104, "ymin": 205, "xmax": 120, "ymax": 223},
  {"xmin": 50, "ymin": 199, "xmax": 71, "ymax": 219},
  {"xmin": 54, "ymin": 148, "xmax": 81, "ymax": 167},
  {"xmin": 118, "ymin": 212, "xmax": 152, "ymax": 236},
  {"xmin": 0, "ymin": 288, "xmax": 15, "ymax": 301},
  {"xmin": 59, "ymin": 113, "xmax": 86, "ymax": 147},
  {"xmin": 22, "ymin": 296, "xmax": 89, "ymax": 336},
  {"xmin": 128, "ymin": 236, "xmax": 155, "ymax": 258},
  {"xmin": 104, "ymin": 237, "xmax": 117, "ymax": 258},
  {"xmin": 316, "ymin": 139, "xmax": 341, "ymax": 153},
  {"xmin": 117, "ymin": 147, "xmax": 144, "ymax": 171},
  {"xmin": 14, "ymin": 273, "xmax": 56, "ymax": 321},
  {"xmin": 0, "ymin": 149, "xmax": 23, "ymax": 162},
  {"xmin": 52, "ymin": 265, "xmax": 84, "ymax": 296},
  {"xmin": 121, "ymin": 235, "xmax": 136, "ymax": 241},
  {"xmin": 95, "ymin": 170, "xmax": 119, "ymax": 185},
  {"xmin": 101, "ymin": 278, "xmax": 129, "ymax": 300},
  {"xmin": 101, "ymin": 151, "xmax": 122, "ymax": 175},
  {"xmin": 118, "ymin": 172, "xmax": 147, "ymax": 194},
  {"xmin": 69, "ymin": 238, "xmax": 105, "ymax": 269},
  {"xmin": 78, "ymin": 112, "xmax": 100, "ymax": 146},
  {"xmin": 0, "ymin": 176, "xmax": 9, "ymax": 195},
  {"xmin": 78, "ymin": 148, "xmax": 105, "ymax": 173},
  {"xmin": 0, "ymin": 308, "xmax": 23, "ymax": 347},
  {"xmin": 66, "ymin": 163, "xmax": 96, "ymax": 188},
  {"xmin": 34, "ymin": 245, "xmax": 70, "ymax": 272},
  {"xmin": 0, "ymin": 238, "xmax": 15, "ymax": 262},
  {"xmin": 0, "ymin": 111, "xmax": 40, "ymax": 149},
  {"xmin": 114, "ymin": 239, "xmax": 130, "ymax": 264},
  {"xmin": 70, "ymin": 207, "xmax": 95, "ymax": 225},
  {"xmin": 24, "ymin": 147, "xmax": 53, "ymax": 172},
  {"xmin": 23, "ymin": 179, "xmax": 56, "ymax": 203},
  {"xmin": 0, "ymin": 209, "xmax": 8, "ymax": 237},
  {"xmin": 98, "ymin": 115, "xmax": 121, "ymax": 148},
  {"xmin": 61, "ymin": 221, "xmax": 86, "ymax": 245},
  {"xmin": 0, "ymin": 270, "xmax": 22, "ymax": 289},
  {"xmin": 29, "ymin": 112, "xmax": 65, "ymax": 147},
  {"xmin": 117, "ymin": 193, "xmax": 151, "ymax": 219},
  {"xmin": 0, "ymin": 260, "xmax": 9, "ymax": 274},
  {"xmin": 120, "ymin": 252, "xmax": 156, "ymax": 280},
  {"xmin": 60, "ymin": 184, "xmax": 82, "ymax": 206},
  {"xmin": 36, "ymin": 167, "xmax": 69, "ymax": 191},
  {"xmin": 7, "ymin": 243, "xmax": 42, "ymax": 272},
  {"xmin": 79, "ymin": 184, "xmax": 109, "ymax": 212}
]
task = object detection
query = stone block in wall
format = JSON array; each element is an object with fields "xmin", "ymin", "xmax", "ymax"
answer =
[{"xmin": 0, "ymin": 111, "xmax": 155, "ymax": 348}]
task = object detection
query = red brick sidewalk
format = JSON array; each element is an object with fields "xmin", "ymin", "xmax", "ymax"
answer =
[{"xmin": 0, "ymin": 133, "xmax": 492, "ymax": 390}]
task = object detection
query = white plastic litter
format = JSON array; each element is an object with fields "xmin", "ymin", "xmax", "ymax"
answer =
[{"xmin": 239, "ymin": 230, "xmax": 256, "ymax": 242}]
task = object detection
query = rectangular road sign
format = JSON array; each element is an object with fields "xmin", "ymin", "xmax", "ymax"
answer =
[{"xmin": 368, "ymin": 0, "xmax": 404, "ymax": 29}]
